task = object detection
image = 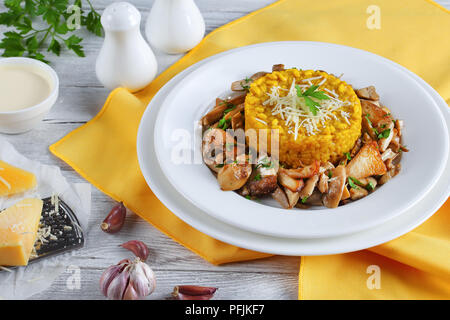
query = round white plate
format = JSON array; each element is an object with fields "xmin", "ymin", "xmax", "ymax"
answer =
[
  {"xmin": 137, "ymin": 46, "xmax": 450, "ymax": 255},
  {"xmin": 153, "ymin": 42, "xmax": 449, "ymax": 239}
]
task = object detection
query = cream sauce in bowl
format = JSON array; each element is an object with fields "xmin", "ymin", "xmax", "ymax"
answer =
[{"xmin": 0, "ymin": 64, "xmax": 52, "ymax": 112}]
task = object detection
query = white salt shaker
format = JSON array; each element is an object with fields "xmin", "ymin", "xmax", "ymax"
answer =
[
  {"xmin": 145, "ymin": 0, "xmax": 205, "ymax": 54},
  {"xmin": 96, "ymin": 2, "xmax": 158, "ymax": 92}
]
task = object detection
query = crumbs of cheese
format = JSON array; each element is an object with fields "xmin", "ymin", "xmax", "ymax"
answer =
[
  {"xmin": 51, "ymin": 193, "xmax": 59, "ymax": 214},
  {"xmin": 262, "ymin": 77, "xmax": 351, "ymax": 138}
]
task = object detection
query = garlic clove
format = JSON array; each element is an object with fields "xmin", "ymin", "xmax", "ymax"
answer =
[
  {"xmin": 129, "ymin": 262, "xmax": 151, "ymax": 297},
  {"xmin": 176, "ymin": 293, "xmax": 215, "ymax": 300},
  {"xmin": 120, "ymin": 240, "xmax": 149, "ymax": 261},
  {"xmin": 172, "ymin": 285, "xmax": 218, "ymax": 300},
  {"xmin": 100, "ymin": 264, "xmax": 123, "ymax": 297},
  {"xmin": 123, "ymin": 282, "xmax": 140, "ymax": 300},
  {"xmin": 106, "ymin": 268, "xmax": 130, "ymax": 300},
  {"xmin": 175, "ymin": 285, "xmax": 218, "ymax": 296},
  {"xmin": 101, "ymin": 202, "xmax": 126, "ymax": 233},
  {"xmin": 140, "ymin": 261, "xmax": 157, "ymax": 295}
]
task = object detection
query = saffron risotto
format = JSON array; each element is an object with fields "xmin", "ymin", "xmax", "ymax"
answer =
[{"xmin": 245, "ymin": 69, "xmax": 362, "ymax": 167}]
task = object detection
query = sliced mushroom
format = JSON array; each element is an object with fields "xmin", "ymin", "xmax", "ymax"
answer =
[
  {"xmin": 278, "ymin": 171, "xmax": 304, "ymax": 192},
  {"xmin": 224, "ymin": 103, "xmax": 245, "ymax": 120},
  {"xmin": 341, "ymin": 185, "xmax": 351, "ymax": 200},
  {"xmin": 346, "ymin": 141, "xmax": 387, "ymax": 179},
  {"xmin": 272, "ymin": 187, "xmax": 290, "ymax": 209},
  {"xmin": 284, "ymin": 188, "xmax": 301, "ymax": 209},
  {"xmin": 323, "ymin": 166, "xmax": 347, "ymax": 208},
  {"xmin": 319, "ymin": 161, "xmax": 335, "ymax": 173},
  {"xmin": 299, "ymin": 174, "xmax": 319, "ymax": 199},
  {"xmin": 201, "ymin": 105, "xmax": 228, "ymax": 127},
  {"xmin": 355, "ymin": 86, "xmax": 380, "ymax": 101},
  {"xmin": 361, "ymin": 99, "xmax": 391, "ymax": 127},
  {"xmin": 272, "ymin": 64, "xmax": 285, "ymax": 72},
  {"xmin": 202, "ymin": 128, "xmax": 231, "ymax": 166},
  {"xmin": 281, "ymin": 160, "xmax": 320, "ymax": 179},
  {"xmin": 303, "ymin": 190, "xmax": 323, "ymax": 206},
  {"xmin": 318, "ymin": 172, "xmax": 329, "ymax": 193},
  {"xmin": 206, "ymin": 153, "xmax": 224, "ymax": 173},
  {"xmin": 362, "ymin": 132, "xmax": 373, "ymax": 144},
  {"xmin": 231, "ymin": 72, "xmax": 269, "ymax": 91},
  {"xmin": 231, "ymin": 112, "xmax": 244, "ymax": 130},
  {"xmin": 381, "ymin": 148, "xmax": 397, "ymax": 162},
  {"xmin": 395, "ymin": 119, "xmax": 404, "ymax": 137},
  {"xmin": 378, "ymin": 164, "xmax": 401, "ymax": 185},
  {"xmin": 350, "ymin": 138, "xmax": 362, "ymax": 158},
  {"xmin": 377, "ymin": 121, "xmax": 395, "ymax": 152},
  {"xmin": 217, "ymin": 159, "xmax": 252, "ymax": 191},
  {"xmin": 362, "ymin": 114, "xmax": 377, "ymax": 140},
  {"xmin": 355, "ymin": 177, "xmax": 378, "ymax": 191},
  {"xmin": 389, "ymin": 134, "xmax": 401, "ymax": 152},
  {"xmin": 250, "ymin": 71, "xmax": 269, "ymax": 81},
  {"xmin": 231, "ymin": 79, "xmax": 251, "ymax": 91},
  {"xmin": 349, "ymin": 187, "xmax": 369, "ymax": 200}
]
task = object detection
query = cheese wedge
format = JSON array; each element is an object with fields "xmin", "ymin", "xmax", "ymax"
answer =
[
  {"xmin": 0, "ymin": 198, "xmax": 43, "ymax": 266},
  {"xmin": 0, "ymin": 160, "xmax": 37, "ymax": 196}
]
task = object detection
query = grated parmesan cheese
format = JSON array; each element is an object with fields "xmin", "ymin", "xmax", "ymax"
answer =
[{"xmin": 263, "ymin": 78, "xmax": 352, "ymax": 139}]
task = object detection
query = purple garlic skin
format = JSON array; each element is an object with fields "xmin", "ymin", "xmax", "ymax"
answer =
[
  {"xmin": 100, "ymin": 258, "xmax": 156, "ymax": 300},
  {"xmin": 120, "ymin": 240, "xmax": 149, "ymax": 261},
  {"xmin": 172, "ymin": 285, "xmax": 218, "ymax": 300}
]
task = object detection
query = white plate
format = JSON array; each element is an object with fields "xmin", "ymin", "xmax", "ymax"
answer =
[
  {"xmin": 137, "ymin": 46, "xmax": 450, "ymax": 255},
  {"xmin": 153, "ymin": 42, "xmax": 449, "ymax": 239}
]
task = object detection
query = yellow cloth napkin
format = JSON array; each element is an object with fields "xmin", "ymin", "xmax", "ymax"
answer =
[{"xmin": 50, "ymin": 0, "xmax": 450, "ymax": 299}]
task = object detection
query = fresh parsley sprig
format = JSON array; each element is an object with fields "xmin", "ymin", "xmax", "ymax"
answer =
[
  {"xmin": 295, "ymin": 84, "xmax": 330, "ymax": 116},
  {"xmin": 0, "ymin": 0, "xmax": 103, "ymax": 63}
]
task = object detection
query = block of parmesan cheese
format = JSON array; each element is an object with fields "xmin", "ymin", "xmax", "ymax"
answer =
[
  {"xmin": 0, "ymin": 160, "xmax": 37, "ymax": 196},
  {"xmin": 0, "ymin": 198, "xmax": 43, "ymax": 266}
]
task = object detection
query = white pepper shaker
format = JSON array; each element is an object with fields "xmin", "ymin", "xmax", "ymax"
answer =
[
  {"xmin": 145, "ymin": 0, "xmax": 205, "ymax": 54},
  {"xmin": 96, "ymin": 2, "xmax": 157, "ymax": 92}
]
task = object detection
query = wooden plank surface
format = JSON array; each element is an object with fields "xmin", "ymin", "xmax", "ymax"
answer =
[{"xmin": 0, "ymin": 0, "xmax": 448, "ymax": 300}]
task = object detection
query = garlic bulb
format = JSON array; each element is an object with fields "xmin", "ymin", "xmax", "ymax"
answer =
[{"xmin": 100, "ymin": 258, "xmax": 156, "ymax": 300}]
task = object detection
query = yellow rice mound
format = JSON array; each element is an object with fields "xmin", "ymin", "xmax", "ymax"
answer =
[{"xmin": 245, "ymin": 69, "xmax": 362, "ymax": 167}]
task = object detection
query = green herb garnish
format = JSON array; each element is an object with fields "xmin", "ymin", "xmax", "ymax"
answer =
[
  {"xmin": 254, "ymin": 174, "xmax": 262, "ymax": 181},
  {"xmin": 224, "ymin": 104, "xmax": 236, "ymax": 114},
  {"xmin": 348, "ymin": 177, "xmax": 360, "ymax": 189},
  {"xmin": 0, "ymin": 0, "xmax": 102, "ymax": 63},
  {"xmin": 218, "ymin": 118, "xmax": 231, "ymax": 130},
  {"xmin": 245, "ymin": 195, "xmax": 251, "ymax": 200},
  {"xmin": 241, "ymin": 77, "xmax": 251, "ymax": 92},
  {"xmin": 365, "ymin": 114, "xmax": 373, "ymax": 126},
  {"xmin": 344, "ymin": 152, "xmax": 352, "ymax": 161},
  {"xmin": 366, "ymin": 181, "xmax": 375, "ymax": 191},
  {"xmin": 295, "ymin": 84, "xmax": 330, "ymax": 116},
  {"xmin": 377, "ymin": 129, "xmax": 391, "ymax": 139},
  {"xmin": 256, "ymin": 156, "xmax": 273, "ymax": 169},
  {"xmin": 215, "ymin": 164, "xmax": 225, "ymax": 168},
  {"xmin": 327, "ymin": 170, "xmax": 333, "ymax": 178},
  {"xmin": 301, "ymin": 196, "xmax": 308, "ymax": 204}
]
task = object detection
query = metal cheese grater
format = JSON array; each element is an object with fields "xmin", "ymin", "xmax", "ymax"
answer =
[{"xmin": 30, "ymin": 196, "xmax": 85, "ymax": 263}]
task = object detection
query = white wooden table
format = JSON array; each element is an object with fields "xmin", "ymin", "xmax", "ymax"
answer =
[{"xmin": 1, "ymin": 0, "xmax": 449, "ymax": 300}]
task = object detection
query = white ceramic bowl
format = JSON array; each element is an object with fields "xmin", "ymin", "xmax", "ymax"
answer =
[{"xmin": 0, "ymin": 57, "xmax": 59, "ymax": 134}]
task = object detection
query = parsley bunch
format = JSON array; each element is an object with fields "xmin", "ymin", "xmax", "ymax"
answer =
[
  {"xmin": 0, "ymin": 0, "xmax": 102, "ymax": 63},
  {"xmin": 295, "ymin": 84, "xmax": 330, "ymax": 116}
]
